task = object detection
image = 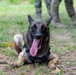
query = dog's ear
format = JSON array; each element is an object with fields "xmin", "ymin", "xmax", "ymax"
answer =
[
  {"xmin": 45, "ymin": 16, "xmax": 52, "ymax": 26},
  {"xmin": 28, "ymin": 15, "xmax": 34, "ymax": 25}
]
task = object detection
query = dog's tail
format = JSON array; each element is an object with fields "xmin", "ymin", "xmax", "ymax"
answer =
[
  {"xmin": 0, "ymin": 61, "xmax": 18, "ymax": 68},
  {"xmin": 0, "ymin": 61, "xmax": 9, "ymax": 64},
  {"xmin": 0, "ymin": 61, "xmax": 12, "ymax": 65}
]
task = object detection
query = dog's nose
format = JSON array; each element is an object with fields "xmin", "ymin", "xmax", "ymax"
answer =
[{"xmin": 35, "ymin": 33, "xmax": 42, "ymax": 39}]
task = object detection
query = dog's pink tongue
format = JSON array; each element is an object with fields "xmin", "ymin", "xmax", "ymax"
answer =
[{"xmin": 30, "ymin": 39, "xmax": 40, "ymax": 57}]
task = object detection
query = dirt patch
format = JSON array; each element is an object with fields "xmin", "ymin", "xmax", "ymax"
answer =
[
  {"xmin": 59, "ymin": 50, "xmax": 76, "ymax": 75},
  {"xmin": 53, "ymin": 32, "xmax": 72, "ymax": 40},
  {"xmin": 52, "ymin": 32, "xmax": 76, "ymax": 47},
  {"xmin": 0, "ymin": 53, "xmax": 9, "ymax": 71}
]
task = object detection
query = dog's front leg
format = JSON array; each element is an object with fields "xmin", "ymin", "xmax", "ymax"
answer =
[
  {"xmin": 13, "ymin": 58, "xmax": 25, "ymax": 67},
  {"xmin": 12, "ymin": 51, "xmax": 25, "ymax": 67},
  {"xmin": 48, "ymin": 53, "xmax": 58, "ymax": 69},
  {"xmin": 48, "ymin": 53, "xmax": 61, "ymax": 74}
]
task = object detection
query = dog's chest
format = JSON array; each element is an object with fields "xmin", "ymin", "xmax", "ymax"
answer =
[{"xmin": 25, "ymin": 48, "xmax": 50, "ymax": 64}]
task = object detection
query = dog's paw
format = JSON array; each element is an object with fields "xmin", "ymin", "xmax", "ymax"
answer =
[
  {"xmin": 10, "ymin": 62, "xmax": 19, "ymax": 68},
  {"xmin": 50, "ymin": 68, "xmax": 61, "ymax": 74},
  {"xmin": 48, "ymin": 63, "xmax": 55, "ymax": 69}
]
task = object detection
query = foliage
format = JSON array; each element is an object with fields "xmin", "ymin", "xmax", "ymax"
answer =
[
  {"xmin": 28, "ymin": 0, "xmax": 34, "ymax": 4},
  {"xmin": 8, "ymin": 0, "xmax": 24, "ymax": 4}
]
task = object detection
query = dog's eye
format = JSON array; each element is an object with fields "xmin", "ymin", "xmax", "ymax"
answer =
[
  {"xmin": 31, "ymin": 25, "xmax": 37, "ymax": 29},
  {"xmin": 30, "ymin": 25, "xmax": 37, "ymax": 32},
  {"xmin": 41, "ymin": 25, "xmax": 46, "ymax": 31},
  {"xmin": 33, "ymin": 25, "xmax": 37, "ymax": 29}
]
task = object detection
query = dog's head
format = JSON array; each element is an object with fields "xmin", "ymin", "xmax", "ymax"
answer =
[{"xmin": 28, "ymin": 15, "xmax": 52, "ymax": 57}]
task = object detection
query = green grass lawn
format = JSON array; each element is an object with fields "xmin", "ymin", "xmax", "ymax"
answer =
[{"xmin": 0, "ymin": 0, "xmax": 76, "ymax": 75}]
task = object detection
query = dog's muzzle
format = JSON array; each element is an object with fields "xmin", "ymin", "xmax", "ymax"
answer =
[{"xmin": 35, "ymin": 33, "xmax": 42, "ymax": 39}]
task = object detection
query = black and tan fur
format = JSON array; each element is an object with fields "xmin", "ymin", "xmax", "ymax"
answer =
[{"xmin": 0, "ymin": 15, "xmax": 58, "ymax": 69}]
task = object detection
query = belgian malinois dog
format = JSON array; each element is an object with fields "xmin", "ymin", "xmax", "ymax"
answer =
[
  {"xmin": 13, "ymin": 15, "xmax": 58, "ymax": 68},
  {"xmin": 0, "ymin": 15, "xmax": 58, "ymax": 69}
]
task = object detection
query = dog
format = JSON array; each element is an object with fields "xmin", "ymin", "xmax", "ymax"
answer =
[
  {"xmin": 0, "ymin": 15, "xmax": 58, "ymax": 69},
  {"xmin": 13, "ymin": 15, "xmax": 58, "ymax": 68}
]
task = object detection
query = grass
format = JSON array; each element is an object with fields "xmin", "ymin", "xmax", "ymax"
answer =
[
  {"xmin": 0, "ymin": 70, "xmax": 3, "ymax": 75},
  {"xmin": 0, "ymin": 0, "xmax": 76, "ymax": 75},
  {"xmin": 9, "ymin": 0, "xmax": 24, "ymax": 4}
]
